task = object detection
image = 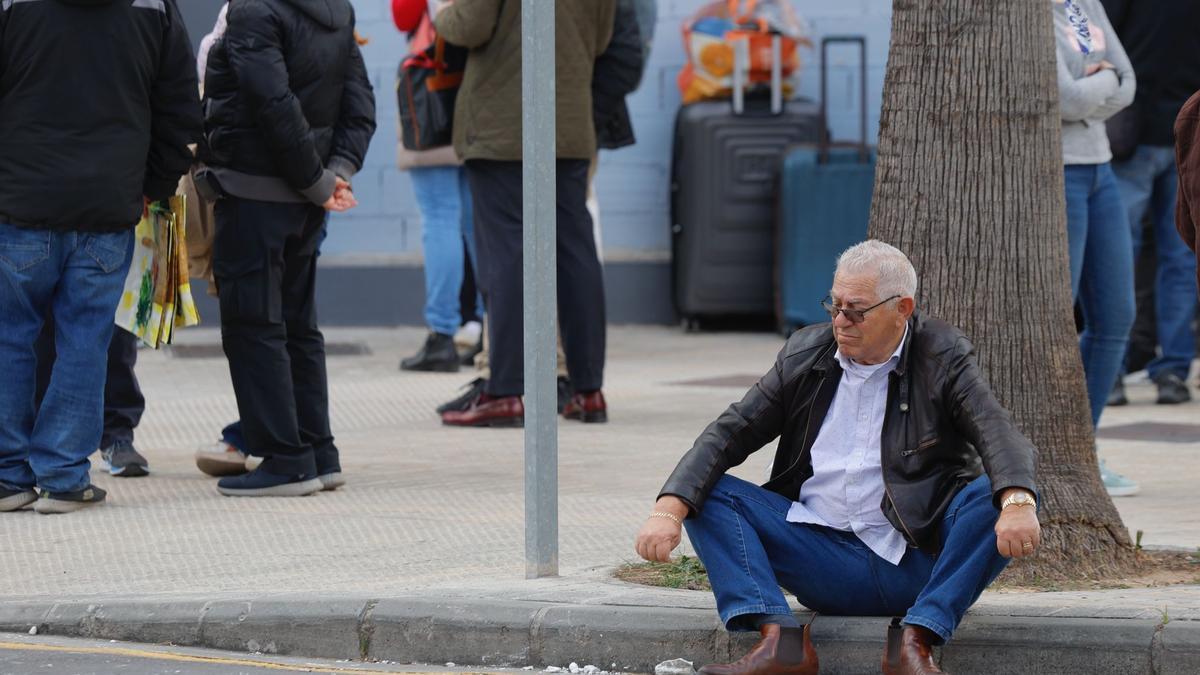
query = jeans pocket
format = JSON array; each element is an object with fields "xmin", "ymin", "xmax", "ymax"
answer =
[
  {"xmin": 84, "ymin": 231, "xmax": 133, "ymax": 274},
  {"xmin": 0, "ymin": 223, "xmax": 51, "ymax": 273}
]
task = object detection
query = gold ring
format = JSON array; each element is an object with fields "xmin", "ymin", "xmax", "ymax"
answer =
[{"xmin": 1022, "ymin": 542, "xmax": 1034, "ymax": 549}]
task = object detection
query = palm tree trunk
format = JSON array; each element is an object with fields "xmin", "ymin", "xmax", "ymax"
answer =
[{"xmin": 869, "ymin": 0, "xmax": 1135, "ymax": 579}]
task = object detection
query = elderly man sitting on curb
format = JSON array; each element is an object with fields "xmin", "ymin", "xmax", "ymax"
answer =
[{"xmin": 635, "ymin": 241, "xmax": 1041, "ymax": 675}]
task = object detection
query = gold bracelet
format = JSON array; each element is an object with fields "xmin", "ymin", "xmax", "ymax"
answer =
[{"xmin": 650, "ymin": 511, "xmax": 682, "ymax": 526}]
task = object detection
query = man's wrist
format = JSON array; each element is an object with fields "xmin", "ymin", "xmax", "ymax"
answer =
[
  {"xmin": 1000, "ymin": 488, "xmax": 1036, "ymax": 510},
  {"xmin": 653, "ymin": 495, "xmax": 690, "ymax": 520}
]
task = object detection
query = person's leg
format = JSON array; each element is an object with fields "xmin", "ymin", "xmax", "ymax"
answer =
[
  {"xmin": 1063, "ymin": 165, "xmax": 1092, "ymax": 301},
  {"xmin": 465, "ymin": 160, "xmax": 524, "ymax": 398},
  {"xmin": 411, "ymin": 166, "xmax": 466, "ymax": 336},
  {"xmin": 457, "ymin": 167, "xmax": 484, "ymax": 319},
  {"xmin": 555, "ymin": 159, "xmax": 607, "ymax": 393},
  {"xmin": 1077, "ymin": 164, "xmax": 1136, "ymax": 427},
  {"xmin": 98, "ymin": 326, "xmax": 149, "ymax": 476},
  {"xmin": 684, "ymin": 475, "xmax": 933, "ymax": 631},
  {"xmin": 0, "ymin": 223, "xmax": 57, "ymax": 493},
  {"xmin": 213, "ymin": 197, "xmax": 316, "ymax": 479},
  {"xmin": 100, "ymin": 327, "xmax": 144, "ymax": 449},
  {"xmin": 281, "ymin": 205, "xmax": 340, "ymax": 481},
  {"xmin": 1146, "ymin": 148, "xmax": 1196, "ymax": 382},
  {"xmin": 902, "ymin": 475, "xmax": 1010, "ymax": 644},
  {"xmin": 33, "ymin": 229, "xmax": 133, "ymax": 492}
]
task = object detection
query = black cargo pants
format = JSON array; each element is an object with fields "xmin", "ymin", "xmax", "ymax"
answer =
[{"xmin": 212, "ymin": 196, "xmax": 337, "ymax": 477}]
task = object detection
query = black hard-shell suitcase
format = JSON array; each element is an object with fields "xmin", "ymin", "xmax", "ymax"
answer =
[{"xmin": 671, "ymin": 37, "xmax": 821, "ymax": 329}]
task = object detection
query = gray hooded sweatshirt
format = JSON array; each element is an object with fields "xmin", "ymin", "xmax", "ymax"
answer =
[{"xmin": 1054, "ymin": 0, "xmax": 1136, "ymax": 165}]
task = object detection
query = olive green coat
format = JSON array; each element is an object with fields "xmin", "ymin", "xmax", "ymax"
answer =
[{"xmin": 434, "ymin": 0, "xmax": 616, "ymax": 161}]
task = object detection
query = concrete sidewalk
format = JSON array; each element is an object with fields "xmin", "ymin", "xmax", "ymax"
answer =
[{"xmin": 1, "ymin": 326, "xmax": 1197, "ymax": 673}]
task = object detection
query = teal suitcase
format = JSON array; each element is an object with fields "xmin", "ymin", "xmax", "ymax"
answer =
[{"xmin": 776, "ymin": 36, "xmax": 876, "ymax": 331}]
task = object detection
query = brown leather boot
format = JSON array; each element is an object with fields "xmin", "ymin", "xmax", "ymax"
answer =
[
  {"xmin": 882, "ymin": 621, "xmax": 946, "ymax": 674},
  {"xmin": 698, "ymin": 624, "xmax": 818, "ymax": 675}
]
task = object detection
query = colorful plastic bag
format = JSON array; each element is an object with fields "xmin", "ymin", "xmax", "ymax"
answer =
[
  {"xmin": 115, "ymin": 195, "xmax": 200, "ymax": 348},
  {"xmin": 678, "ymin": 0, "xmax": 811, "ymax": 105}
]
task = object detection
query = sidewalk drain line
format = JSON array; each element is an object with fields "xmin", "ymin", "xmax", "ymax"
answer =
[
  {"xmin": 528, "ymin": 605, "xmax": 555, "ymax": 666},
  {"xmin": 357, "ymin": 599, "xmax": 380, "ymax": 660}
]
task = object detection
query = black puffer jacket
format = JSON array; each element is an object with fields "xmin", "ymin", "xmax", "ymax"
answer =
[
  {"xmin": 593, "ymin": 0, "xmax": 645, "ymax": 150},
  {"xmin": 659, "ymin": 313, "xmax": 1039, "ymax": 555},
  {"xmin": 0, "ymin": 0, "xmax": 201, "ymax": 233},
  {"xmin": 202, "ymin": 0, "xmax": 376, "ymax": 205}
]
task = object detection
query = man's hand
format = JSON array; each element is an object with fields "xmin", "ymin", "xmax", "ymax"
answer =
[
  {"xmin": 323, "ymin": 177, "xmax": 358, "ymax": 212},
  {"xmin": 635, "ymin": 495, "xmax": 689, "ymax": 562},
  {"xmin": 995, "ymin": 489, "xmax": 1041, "ymax": 559}
]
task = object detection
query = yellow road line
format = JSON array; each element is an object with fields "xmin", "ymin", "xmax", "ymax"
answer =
[{"xmin": 0, "ymin": 640, "xmax": 489, "ymax": 674}]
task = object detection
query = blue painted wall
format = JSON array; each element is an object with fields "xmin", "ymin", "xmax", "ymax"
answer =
[{"xmin": 184, "ymin": 0, "xmax": 894, "ymax": 261}]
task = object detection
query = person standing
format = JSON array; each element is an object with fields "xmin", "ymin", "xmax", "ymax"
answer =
[
  {"xmin": 393, "ymin": 0, "xmax": 481, "ymax": 374},
  {"xmin": 1054, "ymin": 0, "xmax": 1140, "ymax": 496},
  {"xmin": 1102, "ymin": 0, "xmax": 1200, "ymax": 406},
  {"xmin": 0, "ymin": 0, "xmax": 201, "ymax": 513},
  {"xmin": 201, "ymin": 0, "xmax": 376, "ymax": 496},
  {"xmin": 436, "ymin": 0, "xmax": 616, "ymax": 428}
]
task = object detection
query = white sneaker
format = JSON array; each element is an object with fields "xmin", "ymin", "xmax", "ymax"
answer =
[
  {"xmin": 195, "ymin": 441, "xmax": 249, "ymax": 477},
  {"xmin": 454, "ymin": 321, "xmax": 483, "ymax": 349},
  {"xmin": 1100, "ymin": 460, "xmax": 1140, "ymax": 497}
]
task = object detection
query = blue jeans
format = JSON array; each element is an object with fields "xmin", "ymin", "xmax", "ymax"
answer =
[
  {"xmin": 1064, "ymin": 163, "xmax": 1136, "ymax": 427},
  {"xmin": 220, "ymin": 421, "xmax": 261, "ymax": 457},
  {"xmin": 0, "ymin": 224, "xmax": 133, "ymax": 492},
  {"xmin": 410, "ymin": 166, "xmax": 479, "ymax": 336},
  {"xmin": 1113, "ymin": 145, "xmax": 1197, "ymax": 380},
  {"xmin": 684, "ymin": 475, "xmax": 1009, "ymax": 644}
]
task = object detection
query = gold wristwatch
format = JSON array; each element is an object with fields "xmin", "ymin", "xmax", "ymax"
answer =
[{"xmin": 1001, "ymin": 491, "xmax": 1036, "ymax": 510}]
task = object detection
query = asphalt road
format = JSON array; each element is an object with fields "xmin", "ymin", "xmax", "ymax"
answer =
[{"xmin": 0, "ymin": 634, "xmax": 510, "ymax": 675}]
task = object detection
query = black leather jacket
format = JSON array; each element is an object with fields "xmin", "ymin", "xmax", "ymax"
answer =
[{"xmin": 660, "ymin": 312, "xmax": 1038, "ymax": 554}]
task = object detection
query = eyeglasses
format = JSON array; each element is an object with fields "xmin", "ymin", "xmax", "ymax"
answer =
[{"xmin": 820, "ymin": 295, "xmax": 900, "ymax": 324}]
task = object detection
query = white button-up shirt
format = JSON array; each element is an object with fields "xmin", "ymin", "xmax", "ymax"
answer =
[{"xmin": 786, "ymin": 325, "xmax": 910, "ymax": 565}]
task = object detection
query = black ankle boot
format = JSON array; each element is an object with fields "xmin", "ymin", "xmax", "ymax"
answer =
[{"xmin": 401, "ymin": 332, "xmax": 460, "ymax": 372}]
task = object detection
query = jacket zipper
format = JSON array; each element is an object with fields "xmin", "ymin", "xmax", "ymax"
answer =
[
  {"xmin": 900, "ymin": 437, "xmax": 938, "ymax": 457},
  {"xmin": 885, "ymin": 374, "xmax": 917, "ymax": 546}
]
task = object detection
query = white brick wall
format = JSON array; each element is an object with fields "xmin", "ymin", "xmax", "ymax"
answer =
[{"xmin": 187, "ymin": 0, "xmax": 894, "ymax": 259}]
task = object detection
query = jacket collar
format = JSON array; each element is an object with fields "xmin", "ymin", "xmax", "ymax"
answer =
[{"xmin": 812, "ymin": 312, "xmax": 919, "ymax": 376}]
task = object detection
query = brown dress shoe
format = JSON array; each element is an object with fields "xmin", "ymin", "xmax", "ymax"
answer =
[
  {"xmin": 698, "ymin": 624, "xmax": 818, "ymax": 675},
  {"xmin": 441, "ymin": 394, "xmax": 524, "ymax": 428},
  {"xmin": 562, "ymin": 390, "xmax": 607, "ymax": 423},
  {"xmin": 882, "ymin": 622, "xmax": 946, "ymax": 674}
]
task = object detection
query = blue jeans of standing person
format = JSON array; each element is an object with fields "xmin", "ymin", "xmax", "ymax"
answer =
[
  {"xmin": 1113, "ymin": 145, "xmax": 1197, "ymax": 381},
  {"xmin": 0, "ymin": 224, "xmax": 133, "ymax": 492},
  {"xmin": 684, "ymin": 475, "xmax": 1008, "ymax": 644},
  {"xmin": 1064, "ymin": 163, "xmax": 1136, "ymax": 427},
  {"xmin": 410, "ymin": 166, "xmax": 479, "ymax": 336}
]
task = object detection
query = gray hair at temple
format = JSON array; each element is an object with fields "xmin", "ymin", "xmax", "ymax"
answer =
[{"xmin": 834, "ymin": 240, "xmax": 918, "ymax": 301}]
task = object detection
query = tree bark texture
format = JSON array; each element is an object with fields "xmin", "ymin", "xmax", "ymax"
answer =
[{"xmin": 869, "ymin": 0, "xmax": 1135, "ymax": 578}]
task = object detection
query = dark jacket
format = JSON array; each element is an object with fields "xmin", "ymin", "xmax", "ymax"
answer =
[
  {"xmin": 1175, "ymin": 91, "xmax": 1200, "ymax": 290},
  {"xmin": 202, "ymin": 0, "xmax": 376, "ymax": 205},
  {"xmin": 659, "ymin": 313, "xmax": 1039, "ymax": 555},
  {"xmin": 1102, "ymin": 0, "xmax": 1200, "ymax": 146},
  {"xmin": 593, "ymin": 0, "xmax": 646, "ymax": 150},
  {"xmin": 0, "ymin": 0, "xmax": 201, "ymax": 233},
  {"xmin": 435, "ymin": 0, "xmax": 616, "ymax": 161}
]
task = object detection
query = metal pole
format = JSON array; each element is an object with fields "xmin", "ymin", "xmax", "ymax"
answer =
[{"xmin": 522, "ymin": 0, "xmax": 558, "ymax": 579}]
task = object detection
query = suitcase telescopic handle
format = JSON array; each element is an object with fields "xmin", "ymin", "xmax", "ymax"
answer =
[
  {"xmin": 732, "ymin": 34, "xmax": 784, "ymax": 116},
  {"xmin": 819, "ymin": 35, "xmax": 869, "ymax": 164}
]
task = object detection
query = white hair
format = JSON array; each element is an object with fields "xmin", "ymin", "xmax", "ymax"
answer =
[{"xmin": 834, "ymin": 240, "xmax": 918, "ymax": 301}]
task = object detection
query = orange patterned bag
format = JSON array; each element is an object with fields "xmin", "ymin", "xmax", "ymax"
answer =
[{"xmin": 678, "ymin": 0, "xmax": 811, "ymax": 105}]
